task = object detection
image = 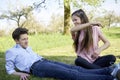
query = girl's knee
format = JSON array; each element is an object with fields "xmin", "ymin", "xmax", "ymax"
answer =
[{"xmin": 108, "ymin": 55, "xmax": 116, "ymax": 62}]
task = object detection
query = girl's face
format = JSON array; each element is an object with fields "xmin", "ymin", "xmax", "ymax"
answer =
[{"xmin": 72, "ymin": 15, "xmax": 81, "ymax": 26}]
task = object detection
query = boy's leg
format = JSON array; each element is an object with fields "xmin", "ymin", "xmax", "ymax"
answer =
[
  {"xmin": 46, "ymin": 59, "xmax": 113, "ymax": 75},
  {"xmin": 31, "ymin": 60, "xmax": 114, "ymax": 80}
]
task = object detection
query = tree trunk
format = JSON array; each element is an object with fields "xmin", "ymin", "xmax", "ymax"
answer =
[
  {"xmin": 63, "ymin": 0, "xmax": 70, "ymax": 35},
  {"xmin": 107, "ymin": 18, "xmax": 111, "ymax": 30},
  {"xmin": 17, "ymin": 15, "xmax": 21, "ymax": 27}
]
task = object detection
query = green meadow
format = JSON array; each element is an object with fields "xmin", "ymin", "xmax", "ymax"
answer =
[{"xmin": 0, "ymin": 27, "xmax": 120, "ymax": 80}]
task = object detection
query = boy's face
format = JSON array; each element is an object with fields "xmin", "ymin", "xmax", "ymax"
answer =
[{"xmin": 15, "ymin": 34, "xmax": 28, "ymax": 49}]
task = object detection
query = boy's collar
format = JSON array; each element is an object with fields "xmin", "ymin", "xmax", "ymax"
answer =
[{"xmin": 14, "ymin": 44, "xmax": 29, "ymax": 50}]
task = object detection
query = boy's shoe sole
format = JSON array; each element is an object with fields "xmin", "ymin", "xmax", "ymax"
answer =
[{"xmin": 116, "ymin": 69, "xmax": 120, "ymax": 80}]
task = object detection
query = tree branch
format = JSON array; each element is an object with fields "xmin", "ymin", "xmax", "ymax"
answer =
[{"xmin": 33, "ymin": 0, "xmax": 46, "ymax": 9}]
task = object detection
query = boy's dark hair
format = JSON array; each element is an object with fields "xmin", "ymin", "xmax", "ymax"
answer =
[{"xmin": 12, "ymin": 27, "xmax": 28, "ymax": 40}]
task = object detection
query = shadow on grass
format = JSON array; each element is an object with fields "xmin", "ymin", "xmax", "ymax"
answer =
[
  {"xmin": 0, "ymin": 52, "xmax": 76, "ymax": 80},
  {"xmin": 1, "ymin": 51, "xmax": 120, "ymax": 80}
]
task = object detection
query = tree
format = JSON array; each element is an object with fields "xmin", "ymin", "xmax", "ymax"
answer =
[
  {"xmin": 48, "ymin": 14, "xmax": 64, "ymax": 33},
  {"xmin": 105, "ymin": 11, "xmax": 115, "ymax": 28},
  {"xmin": 0, "ymin": 7, "xmax": 33, "ymax": 27},
  {"xmin": 22, "ymin": 13, "xmax": 45, "ymax": 34},
  {"xmin": 64, "ymin": 0, "xmax": 70, "ymax": 35},
  {"xmin": 95, "ymin": 10, "xmax": 120, "ymax": 29},
  {"xmin": 0, "ymin": 0, "xmax": 46, "ymax": 27},
  {"xmin": 104, "ymin": 11, "xmax": 120, "ymax": 28}
]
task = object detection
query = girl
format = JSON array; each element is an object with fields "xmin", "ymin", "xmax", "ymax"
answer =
[{"xmin": 71, "ymin": 9, "xmax": 116, "ymax": 69}]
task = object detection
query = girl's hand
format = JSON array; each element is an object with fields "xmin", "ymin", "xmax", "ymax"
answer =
[
  {"xmin": 91, "ymin": 49, "xmax": 101, "ymax": 59},
  {"xmin": 90, "ymin": 22, "xmax": 103, "ymax": 28},
  {"xmin": 91, "ymin": 54, "xmax": 98, "ymax": 59}
]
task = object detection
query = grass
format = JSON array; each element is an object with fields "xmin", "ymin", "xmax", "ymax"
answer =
[{"xmin": 0, "ymin": 27, "xmax": 120, "ymax": 80}]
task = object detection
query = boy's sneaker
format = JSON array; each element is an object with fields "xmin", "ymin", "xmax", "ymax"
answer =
[
  {"xmin": 116, "ymin": 69, "xmax": 120, "ymax": 80},
  {"xmin": 113, "ymin": 78, "xmax": 118, "ymax": 80},
  {"xmin": 114, "ymin": 78, "xmax": 118, "ymax": 80},
  {"xmin": 111, "ymin": 63, "xmax": 120, "ymax": 80}
]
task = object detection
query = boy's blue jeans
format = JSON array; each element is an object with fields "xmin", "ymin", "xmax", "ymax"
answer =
[{"xmin": 30, "ymin": 59, "xmax": 114, "ymax": 80}]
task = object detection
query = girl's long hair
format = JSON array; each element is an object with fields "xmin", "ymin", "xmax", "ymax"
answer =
[{"xmin": 72, "ymin": 9, "xmax": 93, "ymax": 52}]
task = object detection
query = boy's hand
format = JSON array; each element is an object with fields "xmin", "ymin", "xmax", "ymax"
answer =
[{"xmin": 19, "ymin": 73, "xmax": 30, "ymax": 80}]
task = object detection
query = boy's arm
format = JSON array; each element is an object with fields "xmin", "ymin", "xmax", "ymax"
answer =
[{"xmin": 5, "ymin": 50, "xmax": 30, "ymax": 80}]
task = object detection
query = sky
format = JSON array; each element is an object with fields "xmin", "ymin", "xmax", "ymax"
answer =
[{"xmin": 0, "ymin": 0, "xmax": 120, "ymax": 30}]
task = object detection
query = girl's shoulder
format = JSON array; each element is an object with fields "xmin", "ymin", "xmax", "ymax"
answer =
[
  {"xmin": 92, "ymin": 26, "xmax": 102, "ymax": 35},
  {"xmin": 92, "ymin": 25, "xmax": 99, "ymax": 29},
  {"xmin": 92, "ymin": 26, "xmax": 101, "ymax": 31}
]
